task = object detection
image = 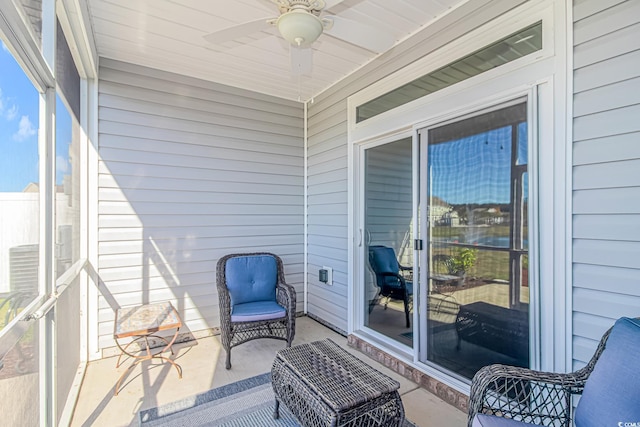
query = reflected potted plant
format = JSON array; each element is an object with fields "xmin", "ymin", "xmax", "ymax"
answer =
[{"xmin": 447, "ymin": 248, "xmax": 478, "ymax": 286}]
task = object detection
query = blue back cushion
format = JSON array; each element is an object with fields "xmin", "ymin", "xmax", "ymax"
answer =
[
  {"xmin": 575, "ymin": 317, "xmax": 640, "ymax": 427},
  {"xmin": 369, "ymin": 246, "xmax": 399, "ymax": 273},
  {"xmin": 369, "ymin": 246, "xmax": 402, "ymax": 288},
  {"xmin": 225, "ymin": 255, "xmax": 277, "ymax": 306}
]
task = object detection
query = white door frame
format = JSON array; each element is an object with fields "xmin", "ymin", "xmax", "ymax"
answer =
[{"xmin": 347, "ymin": 0, "xmax": 570, "ymax": 392}]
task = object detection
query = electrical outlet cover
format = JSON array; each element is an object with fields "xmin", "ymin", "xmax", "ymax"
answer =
[{"xmin": 321, "ymin": 266, "xmax": 333, "ymax": 286}]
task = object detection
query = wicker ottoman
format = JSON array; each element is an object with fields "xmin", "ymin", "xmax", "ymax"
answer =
[{"xmin": 271, "ymin": 339, "xmax": 405, "ymax": 427}]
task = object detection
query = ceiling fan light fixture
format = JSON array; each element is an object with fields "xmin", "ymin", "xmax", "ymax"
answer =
[{"xmin": 276, "ymin": 9, "xmax": 323, "ymax": 47}]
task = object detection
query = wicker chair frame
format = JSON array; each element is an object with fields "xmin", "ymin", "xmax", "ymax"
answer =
[
  {"xmin": 467, "ymin": 318, "xmax": 636, "ymax": 427},
  {"xmin": 216, "ymin": 252, "xmax": 296, "ymax": 370}
]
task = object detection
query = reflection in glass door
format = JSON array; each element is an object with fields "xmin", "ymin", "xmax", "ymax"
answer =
[
  {"xmin": 363, "ymin": 138, "xmax": 414, "ymax": 346},
  {"xmin": 419, "ymin": 101, "xmax": 530, "ymax": 380}
]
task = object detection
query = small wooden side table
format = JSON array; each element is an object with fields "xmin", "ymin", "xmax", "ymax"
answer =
[{"xmin": 113, "ymin": 302, "xmax": 183, "ymax": 395}]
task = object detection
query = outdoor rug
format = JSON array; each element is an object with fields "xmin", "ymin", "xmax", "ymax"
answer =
[{"xmin": 138, "ymin": 372, "xmax": 416, "ymax": 426}]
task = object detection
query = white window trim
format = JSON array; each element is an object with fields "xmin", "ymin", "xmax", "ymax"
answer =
[{"xmin": 0, "ymin": 1, "xmax": 54, "ymax": 90}]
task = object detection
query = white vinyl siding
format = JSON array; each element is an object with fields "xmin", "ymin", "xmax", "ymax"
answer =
[
  {"xmin": 572, "ymin": 0, "xmax": 640, "ymax": 368},
  {"xmin": 307, "ymin": 102, "xmax": 349, "ymax": 331},
  {"xmin": 96, "ymin": 59, "xmax": 303, "ymax": 351},
  {"xmin": 306, "ymin": 0, "xmax": 526, "ymax": 332}
]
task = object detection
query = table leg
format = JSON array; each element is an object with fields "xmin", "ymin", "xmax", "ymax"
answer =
[
  {"xmin": 113, "ymin": 328, "xmax": 183, "ymax": 396},
  {"xmin": 273, "ymin": 399, "xmax": 280, "ymax": 419},
  {"xmin": 115, "ymin": 360, "xmax": 139, "ymax": 396}
]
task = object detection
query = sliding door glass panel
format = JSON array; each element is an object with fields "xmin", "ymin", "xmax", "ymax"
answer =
[
  {"xmin": 364, "ymin": 138, "xmax": 413, "ymax": 346},
  {"xmin": 423, "ymin": 102, "xmax": 529, "ymax": 380}
]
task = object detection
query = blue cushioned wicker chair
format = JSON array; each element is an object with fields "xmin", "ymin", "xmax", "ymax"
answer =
[
  {"xmin": 368, "ymin": 245, "xmax": 413, "ymax": 328},
  {"xmin": 468, "ymin": 316, "xmax": 640, "ymax": 427},
  {"xmin": 216, "ymin": 253, "xmax": 296, "ymax": 369}
]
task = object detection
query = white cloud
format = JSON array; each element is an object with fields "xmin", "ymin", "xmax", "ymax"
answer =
[
  {"xmin": 13, "ymin": 115, "xmax": 37, "ymax": 141},
  {"xmin": 1, "ymin": 41, "xmax": 8, "ymax": 52},
  {"xmin": 5, "ymin": 104, "xmax": 18, "ymax": 120},
  {"xmin": 56, "ymin": 155, "xmax": 70, "ymax": 174},
  {"xmin": 0, "ymin": 87, "xmax": 19, "ymax": 120}
]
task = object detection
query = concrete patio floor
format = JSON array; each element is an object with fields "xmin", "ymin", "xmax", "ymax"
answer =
[{"xmin": 70, "ymin": 316, "xmax": 467, "ymax": 427}]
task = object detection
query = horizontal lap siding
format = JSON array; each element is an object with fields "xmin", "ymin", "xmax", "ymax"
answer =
[
  {"xmin": 97, "ymin": 59, "xmax": 303, "ymax": 350},
  {"xmin": 572, "ymin": 0, "xmax": 640, "ymax": 369},
  {"xmin": 307, "ymin": 103, "xmax": 349, "ymax": 332}
]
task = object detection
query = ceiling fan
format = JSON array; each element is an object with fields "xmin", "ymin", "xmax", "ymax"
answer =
[{"xmin": 203, "ymin": 0, "xmax": 395, "ymax": 75}]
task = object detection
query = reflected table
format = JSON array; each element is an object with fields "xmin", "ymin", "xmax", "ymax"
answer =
[
  {"xmin": 455, "ymin": 301, "xmax": 529, "ymax": 364},
  {"xmin": 113, "ymin": 302, "xmax": 183, "ymax": 395}
]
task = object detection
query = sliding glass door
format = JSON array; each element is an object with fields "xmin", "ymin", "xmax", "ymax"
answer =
[
  {"xmin": 418, "ymin": 101, "xmax": 530, "ymax": 380},
  {"xmin": 362, "ymin": 138, "xmax": 414, "ymax": 347}
]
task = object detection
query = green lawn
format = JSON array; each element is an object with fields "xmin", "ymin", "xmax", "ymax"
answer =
[
  {"xmin": 432, "ymin": 224, "xmax": 511, "ymax": 239},
  {"xmin": 431, "ymin": 224, "xmax": 531, "ymax": 282}
]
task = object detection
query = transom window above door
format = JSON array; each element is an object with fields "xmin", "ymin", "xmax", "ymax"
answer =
[{"xmin": 356, "ymin": 22, "xmax": 542, "ymax": 123}]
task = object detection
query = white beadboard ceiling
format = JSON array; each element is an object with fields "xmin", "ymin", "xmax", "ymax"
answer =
[{"xmin": 86, "ymin": 0, "xmax": 464, "ymax": 102}]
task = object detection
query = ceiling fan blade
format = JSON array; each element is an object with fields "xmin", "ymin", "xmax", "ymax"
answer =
[
  {"xmin": 290, "ymin": 46, "xmax": 313, "ymax": 76},
  {"xmin": 323, "ymin": 0, "xmax": 347, "ymax": 9},
  {"xmin": 203, "ymin": 18, "xmax": 273, "ymax": 44},
  {"xmin": 324, "ymin": 15, "xmax": 395, "ymax": 53}
]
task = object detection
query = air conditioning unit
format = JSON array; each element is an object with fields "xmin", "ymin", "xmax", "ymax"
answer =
[{"xmin": 9, "ymin": 244, "xmax": 39, "ymax": 295}]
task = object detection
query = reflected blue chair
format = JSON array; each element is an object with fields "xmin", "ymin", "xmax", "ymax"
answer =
[
  {"xmin": 469, "ymin": 316, "xmax": 640, "ymax": 427},
  {"xmin": 368, "ymin": 245, "xmax": 413, "ymax": 328},
  {"xmin": 216, "ymin": 253, "xmax": 296, "ymax": 369}
]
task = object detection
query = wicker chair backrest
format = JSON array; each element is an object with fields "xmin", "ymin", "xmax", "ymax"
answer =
[
  {"xmin": 224, "ymin": 254, "xmax": 278, "ymax": 306},
  {"xmin": 574, "ymin": 317, "xmax": 640, "ymax": 427},
  {"xmin": 368, "ymin": 245, "xmax": 402, "ymax": 289}
]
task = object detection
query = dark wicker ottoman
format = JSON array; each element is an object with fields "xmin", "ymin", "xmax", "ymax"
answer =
[{"xmin": 271, "ymin": 339, "xmax": 405, "ymax": 427}]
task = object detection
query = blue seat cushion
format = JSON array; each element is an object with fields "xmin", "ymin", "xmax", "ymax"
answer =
[
  {"xmin": 231, "ymin": 300, "xmax": 286, "ymax": 322},
  {"xmin": 225, "ymin": 255, "xmax": 278, "ymax": 306},
  {"xmin": 575, "ymin": 317, "xmax": 640, "ymax": 427},
  {"xmin": 472, "ymin": 415, "xmax": 538, "ymax": 427}
]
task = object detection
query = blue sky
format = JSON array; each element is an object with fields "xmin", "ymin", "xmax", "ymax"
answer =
[
  {"xmin": 0, "ymin": 40, "xmax": 72, "ymax": 192},
  {"xmin": 429, "ymin": 123, "xmax": 528, "ymax": 205}
]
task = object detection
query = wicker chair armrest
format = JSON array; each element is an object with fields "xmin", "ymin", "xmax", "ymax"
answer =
[
  {"xmin": 215, "ymin": 272, "xmax": 232, "ymax": 318},
  {"xmin": 468, "ymin": 364, "xmax": 588, "ymax": 427},
  {"xmin": 276, "ymin": 281, "xmax": 297, "ymax": 312}
]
